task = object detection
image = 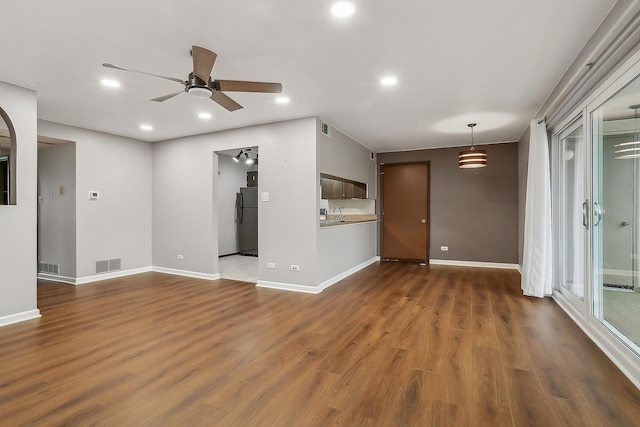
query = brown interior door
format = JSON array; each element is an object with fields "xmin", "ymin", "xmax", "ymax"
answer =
[{"xmin": 381, "ymin": 162, "xmax": 429, "ymax": 262}]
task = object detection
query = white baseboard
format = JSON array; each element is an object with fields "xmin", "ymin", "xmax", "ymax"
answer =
[
  {"xmin": 151, "ymin": 266, "xmax": 220, "ymax": 281},
  {"xmin": 430, "ymin": 259, "xmax": 520, "ymax": 270},
  {"xmin": 37, "ymin": 274, "xmax": 77, "ymax": 285},
  {"xmin": 257, "ymin": 257, "xmax": 380, "ymax": 294},
  {"xmin": 0, "ymin": 309, "xmax": 41, "ymax": 328},
  {"xmin": 74, "ymin": 267, "xmax": 153, "ymax": 285},
  {"xmin": 319, "ymin": 257, "xmax": 378, "ymax": 291},
  {"xmin": 256, "ymin": 280, "xmax": 322, "ymax": 294}
]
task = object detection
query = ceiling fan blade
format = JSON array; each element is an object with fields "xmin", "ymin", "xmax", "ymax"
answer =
[
  {"xmin": 216, "ymin": 80, "xmax": 282, "ymax": 93},
  {"xmin": 192, "ymin": 46, "xmax": 217, "ymax": 83},
  {"xmin": 150, "ymin": 91, "xmax": 183, "ymax": 102},
  {"xmin": 102, "ymin": 63, "xmax": 184, "ymax": 84},
  {"xmin": 210, "ymin": 91, "xmax": 243, "ymax": 111}
]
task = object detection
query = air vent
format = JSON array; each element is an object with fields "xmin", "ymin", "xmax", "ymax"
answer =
[
  {"xmin": 95, "ymin": 258, "xmax": 122, "ymax": 274},
  {"xmin": 39, "ymin": 262, "xmax": 60, "ymax": 275},
  {"xmin": 321, "ymin": 121, "xmax": 330, "ymax": 137}
]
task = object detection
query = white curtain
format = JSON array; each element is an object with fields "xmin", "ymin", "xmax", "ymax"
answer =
[{"xmin": 522, "ymin": 119, "xmax": 553, "ymax": 297}]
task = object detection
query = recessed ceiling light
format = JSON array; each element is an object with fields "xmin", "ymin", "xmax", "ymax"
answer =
[
  {"xmin": 198, "ymin": 112, "xmax": 212, "ymax": 119},
  {"xmin": 276, "ymin": 97, "xmax": 290, "ymax": 104},
  {"xmin": 380, "ymin": 76, "xmax": 398, "ymax": 86},
  {"xmin": 331, "ymin": 2, "xmax": 355, "ymax": 18},
  {"xmin": 101, "ymin": 79, "xmax": 120, "ymax": 88},
  {"xmin": 139, "ymin": 124, "xmax": 153, "ymax": 131}
]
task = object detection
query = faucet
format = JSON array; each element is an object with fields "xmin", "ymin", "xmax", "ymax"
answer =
[
  {"xmin": 333, "ymin": 206, "xmax": 345, "ymax": 222},
  {"xmin": 333, "ymin": 206, "xmax": 342, "ymax": 215}
]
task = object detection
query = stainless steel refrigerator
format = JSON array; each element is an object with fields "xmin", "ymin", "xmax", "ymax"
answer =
[{"xmin": 237, "ymin": 186, "xmax": 258, "ymax": 256}]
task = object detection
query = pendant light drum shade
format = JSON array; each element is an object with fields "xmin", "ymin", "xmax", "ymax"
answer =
[
  {"xmin": 458, "ymin": 149, "xmax": 487, "ymax": 168},
  {"xmin": 458, "ymin": 122, "xmax": 487, "ymax": 168}
]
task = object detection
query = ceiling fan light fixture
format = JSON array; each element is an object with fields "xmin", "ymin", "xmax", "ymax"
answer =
[
  {"xmin": 458, "ymin": 123, "xmax": 487, "ymax": 168},
  {"xmin": 188, "ymin": 86, "xmax": 213, "ymax": 98}
]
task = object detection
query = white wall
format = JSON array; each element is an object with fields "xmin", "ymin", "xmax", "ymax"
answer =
[
  {"xmin": 38, "ymin": 143, "xmax": 76, "ymax": 279},
  {"xmin": 0, "ymin": 81, "xmax": 39, "ymax": 325},
  {"xmin": 153, "ymin": 117, "xmax": 318, "ymax": 287},
  {"xmin": 38, "ymin": 121, "xmax": 152, "ymax": 280},
  {"xmin": 217, "ymin": 154, "xmax": 255, "ymax": 256}
]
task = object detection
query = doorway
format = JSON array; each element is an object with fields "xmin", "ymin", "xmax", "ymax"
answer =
[
  {"xmin": 216, "ymin": 147, "xmax": 259, "ymax": 282},
  {"xmin": 381, "ymin": 162, "xmax": 430, "ymax": 262}
]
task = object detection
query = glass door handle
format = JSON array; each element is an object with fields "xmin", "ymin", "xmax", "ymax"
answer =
[
  {"xmin": 593, "ymin": 201, "xmax": 603, "ymax": 227},
  {"xmin": 583, "ymin": 200, "xmax": 589, "ymax": 229}
]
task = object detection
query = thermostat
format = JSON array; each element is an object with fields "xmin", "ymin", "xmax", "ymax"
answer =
[{"xmin": 89, "ymin": 191, "xmax": 99, "ymax": 200}]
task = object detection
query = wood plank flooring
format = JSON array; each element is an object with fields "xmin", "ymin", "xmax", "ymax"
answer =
[{"xmin": 1, "ymin": 262, "xmax": 639, "ymax": 426}]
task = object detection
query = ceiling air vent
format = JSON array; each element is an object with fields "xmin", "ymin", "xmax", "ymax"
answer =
[{"xmin": 321, "ymin": 121, "xmax": 330, "ymax": 137}]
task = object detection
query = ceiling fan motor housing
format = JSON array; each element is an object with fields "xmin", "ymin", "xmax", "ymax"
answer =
[{"xmin": 186, "ymin": 72, "xmax": 213, "ymax": 97}]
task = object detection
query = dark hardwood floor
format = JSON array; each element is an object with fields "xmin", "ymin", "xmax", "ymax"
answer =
[{"xmin": 1, "ymin": 263, "xmax": 639, "ymax": 426}]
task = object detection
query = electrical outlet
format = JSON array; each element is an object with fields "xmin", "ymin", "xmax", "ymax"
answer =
[
  {"xmin": 440, "ymin": 246, "xmax": 449, "ymax": 251},
  {"xmin": 177, "ymin": 254, "xmax": 184, "ymax": 260},
  {"xmin": 290, "ymin": 265, "xmax": 300, "ymax": 271},
  {"xmin": 267, "ymin": 262, "xmax": 276, "ymax": 269}
]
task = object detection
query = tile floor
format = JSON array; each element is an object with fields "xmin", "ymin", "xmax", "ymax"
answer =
[{"xmin": 219, "ymin": 254, "xmax": 258, "ymax": 283}]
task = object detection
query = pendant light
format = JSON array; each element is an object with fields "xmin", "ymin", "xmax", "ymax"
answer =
[{"xmin": 458, "ymin": 123, "xmax": 487, "ymax": 168}]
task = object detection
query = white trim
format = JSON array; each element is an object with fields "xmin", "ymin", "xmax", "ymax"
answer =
[
  {"xmin": 602, "ymin": 268, "xmax": 634, "ymax": 278},
  {"xmin": 0, "ymin": 309, "xmax": 41, "ymax": 327},
  {"xmin": 429, "ymin": 259, "xmax": 520, "ymax": 270},
  {"xmin": 151, "ymin": 267, "xmax": 220, "ymax": 281},
  {"xmin": 256, "ymin": 280, "xmax": 322, "ymax": 294},
  {"xmin": 74, "ymin": 267, "xmax": 153, "ymax": 285},
  {"xmin": 375, "ymin": 256, "xmax": 381, "ymax": 262},
  {"xmin": 37, "ymin": 274, "xmax": 76, "ymax": 285},
  {"xmin": 516, "ymin": 264, "xmax": 522, "ymax": 274},
  {"xmin": 553, "ymin": 293, "xmax": 640, "ymax": 390},
  {"xmin": 319, "ymin": 257, "xmax": 378, "ymax": 291}
]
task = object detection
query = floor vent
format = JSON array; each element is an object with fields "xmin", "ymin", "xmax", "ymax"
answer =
[
  {"xmin": 96, "ymin": 258, "xmax": 122, "ymax": 274},
  {"xmin": 39, "ymin": 262, "xmax": 60, "ymax": 275},
  {"xmin": 321, "ymin": 121, "xmax": 330, "ymax": 137}
]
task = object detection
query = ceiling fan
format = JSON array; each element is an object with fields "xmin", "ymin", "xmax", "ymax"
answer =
[{"xmin": 103, "ymin": 46, "xmax": 282, "ymax": 111}]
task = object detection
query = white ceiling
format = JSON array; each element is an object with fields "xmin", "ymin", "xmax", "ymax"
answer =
[{"xmin": 0, "ymin": 0, "xmax": 616, "ymax": 152}]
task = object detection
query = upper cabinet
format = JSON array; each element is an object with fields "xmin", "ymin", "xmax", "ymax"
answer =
[{"xmin": 320, "ymin": 173, "xmax": 367, "ymax": 199}]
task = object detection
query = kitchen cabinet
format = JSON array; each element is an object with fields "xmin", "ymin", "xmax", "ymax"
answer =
[{"xmin": 320, "ymin": 174, "xmax": 367, "ymax": 199}]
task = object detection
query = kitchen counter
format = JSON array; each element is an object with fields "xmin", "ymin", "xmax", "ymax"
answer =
[{"xmin": 320, "ymin": 214, "xmax": 377, "ymax": 227}]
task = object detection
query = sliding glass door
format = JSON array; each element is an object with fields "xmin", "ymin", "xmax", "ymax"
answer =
[
  {"xmin": 557, "ymin": 120, "xmax": 586, "ymax": 304},
  {"xmin": 590, "ymin": 75, "xmax": 640, "ymax": 353}
]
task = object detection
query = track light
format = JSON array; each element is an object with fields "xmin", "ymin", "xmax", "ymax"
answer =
[
  {"xmin": 245, "ymin": 152, "xmax": 254, "ymax": 165},
  {"xmin": 233, "ymin": 150, "xmax": 243, "ymax": 162}
]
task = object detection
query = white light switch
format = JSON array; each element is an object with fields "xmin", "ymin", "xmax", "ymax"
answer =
[
  {"xmin": 89, "ymin": 191, "xmax": 99, "ymax": 200},
  {"xmin": 261, "ymin": 192, "xmax": 269, "ymax": 202}
]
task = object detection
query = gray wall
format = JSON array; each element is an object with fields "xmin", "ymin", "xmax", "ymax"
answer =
[
  {"xmin": 38, "ymin": 143, "xmax": 77, "ymax": 278},
  {"xmin": 316, "ymin": 120, "xmax": 377, "ymax": 198},
  {"xmin": 153, "ymin": 117, "xmax": 319, "ymax": 287},
  {"xmin": 38, "ymin": 121, "xmax": 153, "ymax": 279},
  {"xmin": 0, "ymin": 81, "xmax": 38, "ymax": 323},
  {"xmin": 217, "ymin": 154, "xmax": 257, "ymax": 256},
  {"xmin": 377, "ymin": 142, "xmax": 519, "ymax": 264},
  {"xmin": 316, "ymin": 120, "xmax": 378, "ymax": 283}
]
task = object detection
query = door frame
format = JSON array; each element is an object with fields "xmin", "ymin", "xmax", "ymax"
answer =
[{"xmin": 379, "ymin": 161, "xmax": 430, "ymax": 263}]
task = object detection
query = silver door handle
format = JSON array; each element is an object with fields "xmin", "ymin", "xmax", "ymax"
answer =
[
  {"xmin": 593, "ymin": 201, "xmax": 603, "ymax": 227},
  {"xmin": 621, "ymin": 220, "xmax": 630, "ymax": 227},
  {"xmin": 583, "ymin": 200, "xmax": 589, "ymax": 229}
]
